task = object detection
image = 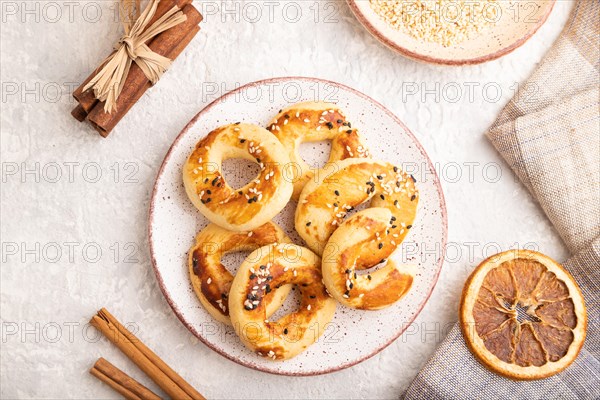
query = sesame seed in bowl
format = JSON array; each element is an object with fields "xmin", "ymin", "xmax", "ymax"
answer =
[{"xmin": 347, "ymin": 0, "xmax": 556, "ymax": 65}]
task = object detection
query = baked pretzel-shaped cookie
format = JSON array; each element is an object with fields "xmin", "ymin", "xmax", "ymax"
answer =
[
  {"xmin": 183, "ymin": 123, "xmax": 293, "ymax": 231},
  {"xmin": 229, "ymin": 243, "xmax": 336, "ymax": 360},
  {"xmin": 189, "ymin": 222, "xmax": 292, "ymax": 325},
  {"xmin": 295, "ymin": 158, "xmax": 419, "ymax": 255},
  {"xmin": 322, "ymin": 208, "xmax": 414, "ymax": 310},
  {"xmin": 267, "ymin": 101, "xmax": 370, "ymax": 200}
]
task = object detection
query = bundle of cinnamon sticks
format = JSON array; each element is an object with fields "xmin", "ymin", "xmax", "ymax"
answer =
[{"xmin": 72, "ymin": 0, "xmax": 202, "ymax": 137}]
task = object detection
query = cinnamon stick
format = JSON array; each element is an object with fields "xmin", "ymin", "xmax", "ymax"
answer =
[
  {"xmin": 90, "ymin": 357, "xmax": 161, "ymax": 400},
  {"xmin": 87, "ymin": 4, "xmax": 202, "ymax": 137},
  {"xmin": 71, "ymin": 103, "xmax": 87, "ymax": 122},
  {"xmin": 72, "ymin": 0, "xmax": 194, "ymax": 115},
  {"xmin": 90, "ymin": 308, "xmax": 205, "ymax": 400}
]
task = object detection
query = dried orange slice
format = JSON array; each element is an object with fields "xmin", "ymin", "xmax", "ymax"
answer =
[{"xmin": 460, "ymin": 250, "xmax": 587, "ymax": 380}]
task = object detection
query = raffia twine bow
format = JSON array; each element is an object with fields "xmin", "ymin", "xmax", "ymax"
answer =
[{"xmin": 83, "ymin": 0, "xmax": 187, "ymax": 113}]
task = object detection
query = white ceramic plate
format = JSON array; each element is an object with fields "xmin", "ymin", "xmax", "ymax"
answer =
[
  {"xmin": 347, "ymin": 0, "xmax": 555, "ymax": 65},
  {"xmin": 148, "ymin": 77, "xmax": 447, "ymax": 375}
]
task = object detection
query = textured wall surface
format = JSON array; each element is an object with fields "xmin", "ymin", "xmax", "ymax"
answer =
[{"xmin": 1, "ymin": 1, "xmax": 573, "ymax": 398}]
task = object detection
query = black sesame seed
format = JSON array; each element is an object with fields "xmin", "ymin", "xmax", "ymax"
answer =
[
  {"xmin": 376, "ymin": 175, "xmax": 383, "ymax": 180},
  {"xmin": 407, "ymin": 225, "xmax": 413, "ymax": 229},
  {"xmin": 336, "ymin": 119, "xmax": 343, "ymax": 124},
  {"xmin": 380, "ymin": 259, "xmax": 386, "ymax": 264},
  {"xmin": 240, "ymin": 139, "xmax": 246, "ymax": 144},
  {"xmin": 391, "ymin": 216, "xmax": 396, "ymax": 221},
  {"xmin": 221, "ymin": 293, "xmax": 228, "ymax": 299},
  {"xmin": 354, "ymin": 272, "xmax": 357, "ymax": 279},
  {"xmin": 244, "ymin": 305, "xmax": 252, "ymax": 310},
  {"xmin": 260, "ymin": 265, "xmax": 266, "ymax": 270},
  {"xmin": 393, "ymin": 166, "xmax": 398, "ymax": 172},
  {"xmin": 256, "ymin": 158, "xmax": 261, "ymax": 163},
  {"xmin": 346, "ymin": 130, "xmax": 352, "ymax": 134},
  {"xmin": 302, "ymin": 283, "xmax": 309, "ymax": 287},
  {"xmin": 411, "ymin": 194, "xmax": 416, "ymax": 201},
  {"xmin": 252, "ymin": 196, "xmax": 258, "ymax": 202},
  {"xmin": 380, "ymin": 194, "xmax": 385, "ymax": 200},
  {"xmin": 344, "ymin": 290, "xmax": 350, "ymax": 296},
  {"xmin": 349, "ymin": 282, "xmax": 354, "ymax": 289},
  {"xmin": 367, "ymin": 275, "xmax": 372, "ymax": 280},
  {"xmin": 348, "ymin": 122, "xmax": 352, "ymax": 128},
  {"xmin": 267, "ymin": 275, "xmax": 273, "ymax": 281},
  {"xmin": 235, "ymin": 122, "xmax": 240, "ymax": 125},
  {"xmin": 284, "ymin": 114, "xmax": 290, "ymax": 119},
  {"xmin": 392, "ymin": 225, "xmax": 397, "ymax": 229},
  {"xmin": 204, "ymin": 178, "xmax": 209, "ymax": 183},
  {"xmin": 238, "ymin": 190, "xmax": 243, "ymax": 195},
  {"xmin": 310, "ymin": 295, "xmax": 316, "ymax": 299},
  {"xmin": 211, "ymin": 177, "xmax": 219, "ymax": 186},
  {"xmin": 283, "ymin": 328, "xmax": 288, "ymax": 334},
  {"xmin": 334, "ymin": 190, "xmax": 340, "ymax": 196},
  {"xmin": 306, "ymin": 222, "xmax": 312, "ymax": 227},
  {"xmin": 333, "ymin": 202, "xmax": 338, "ymax": 207},
  {"xmin": 205, "ymin": 198, "xmax": 211, "ymax": 203},
  {"xmin": 396, "ymin": 181, "xmax": 401, "ymax": 187},
  {"xmin": 200, "ymin": 199, "xmax": 206, "ymax": 204},
  {"xmin": 345, "ymin": 269, "xmax": 351, "ymax": 274},
  {"xmin": 278, "ymin": 109, "xmax": 282, "ymax": 113},
  {"xmin": 394, "ymin": 200, "xmax": 399, "ymax": 206},
  {"xmin": 247, "ymin": 199, "xmax": 253, "ymax": 204},
  {"xmin": 326, "ymin": 122, "xmax": 334, "ymax": 129},
  {"xmin": 206, "ymin": 190, "xmax": 212, "ymax": 194},
  {"xmin": 265, "ymin": 284, "xmax": 272, "ymax": 293},
  {"xmin": 250, "ymin": 273, "xmax": 257, "ymax": 279},
  {"xmin": 378, "ymin": 243, "xmax": 383, "ymax": 249}
]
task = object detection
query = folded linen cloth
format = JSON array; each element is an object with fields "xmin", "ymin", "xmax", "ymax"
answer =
[{"xmin": 403, "ymin": 1, "xmax": 600, "ymax": 398}]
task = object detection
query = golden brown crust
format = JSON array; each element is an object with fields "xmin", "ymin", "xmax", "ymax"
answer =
[
  {"xmin": 188, "ymin": 222, "xmax": 291, "ymax": 325},
  {"xmin": 267, "ymin": 102, "xmax": 370, "ymax": 200},
  {"xmin": 460, "ymin": 250, "xmax": 587, "ymax": 380},
  {"xmin": 183, "ymin": 123, "xmax": 293, "ymax": 231},
  {"xmin": 322, "ymin": 208, "xmax": 414, "ymax": 310},
  {"xmin": 228, "ymin": 244, "xmax": 336, "ymax": 360},
  {"xmin": 295, "ymin": 158, "xmax": 418, "ymax": 255}
]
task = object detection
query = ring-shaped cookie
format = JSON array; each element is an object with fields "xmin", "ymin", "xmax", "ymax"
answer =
[
  {"xmin": 268, "ymin": 101, "xmax": 370, "ymax": 200},
  {"xmin": 189, "ymin": 222, "xmax": 292, "ymax": 325},
  {"xmin": 322, "ymin": 208, "xmax": 414, "ymax": 310},
  {"xmin": 295, "ymin": 158, "xmax": 419, "ymax": 255},
  {"xmin": 229, "ymin": 243, "xmax": 336, "ymax": 360},
  {"xmin": 183, "ymin": 123, "xmax": 293, "ymax": 231}
]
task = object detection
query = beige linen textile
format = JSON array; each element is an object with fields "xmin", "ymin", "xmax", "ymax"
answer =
[{"xmin": 403, "ymin": 1, "xmax": 600, "ymax": 398}]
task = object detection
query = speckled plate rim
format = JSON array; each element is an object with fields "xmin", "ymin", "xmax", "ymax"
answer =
[
  {"xmin": 346, "ymin": 0, "xmax": 556, "ymax": 65},
  {"xmin": 148, "ymin": 76, "xmax": 448, "ymax": 376}
]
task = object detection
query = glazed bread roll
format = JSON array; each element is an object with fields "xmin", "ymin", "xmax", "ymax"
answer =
[
  {"xmin": 229, "ymin": 243, "xmax": 336, "ymax": 360},
  {"xmin": 321, "ymin": 208, "xmax": 414, "ymax": 310},
  {"xmin": 295, "ymin": 158, "xmax": 418, "ymax": 255},
  {"xmin": 183, "ymin": 123, "xmax": 293, "ymax": 231},
  {"xmin": 267, "ymin": 101, "xmax": 370, "ymax": 200},
  {"xmin": 189, "ymin": 222, "xmax": 292, "ymax": 325}
]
